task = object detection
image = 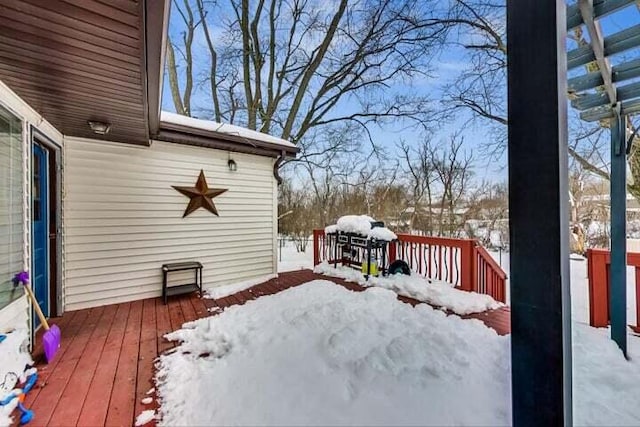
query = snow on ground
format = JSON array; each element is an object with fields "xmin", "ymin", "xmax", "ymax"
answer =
[
  {"xmin": 278, "ymin": 239, "xmax": 314, "ymax": 272},
  {"xmin": 0, "ymin": 329, "xmax": 33, "ymax": 427},
  {"xmin": 156, "ymin": 280, "xmax": 640, "ymax": 426},
  {"xmin": 315, "ymin": 262, "xmax": 502, "ymax": 315},
  {"xmin": 573, "ymin": 325, "xmax": 640, "ymax": 426},
  {"xmin": 156, "ymin": 281, "xmax": 511, "ymax": 426},
  {"xmin": 204, "ymin": 274, "xmax": 277, "ymax": 300}
]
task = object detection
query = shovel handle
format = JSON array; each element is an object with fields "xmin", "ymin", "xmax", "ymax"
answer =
[{"xmin": 22, "ymin": 284, "xmax": 50, "ymax": 331}]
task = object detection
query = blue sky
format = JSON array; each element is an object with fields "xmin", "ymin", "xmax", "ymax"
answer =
[{"xmin": 161, "ymin": 1, "xmax": 639, "ymax": 184}]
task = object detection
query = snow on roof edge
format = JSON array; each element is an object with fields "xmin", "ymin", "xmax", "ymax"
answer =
[{"xmin": 160, "ymin": 111, "xmax": 296, "ymax": 150}]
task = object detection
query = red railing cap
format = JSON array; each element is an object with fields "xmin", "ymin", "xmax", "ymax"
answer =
[{"xmin": 586, "ymin": 247, "xmax": 640, "ymax": 266}]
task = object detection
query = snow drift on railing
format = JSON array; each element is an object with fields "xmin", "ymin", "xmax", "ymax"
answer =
[{"xmin": 314, "ymin": 262, "xmax": 502, "ymax": 315}]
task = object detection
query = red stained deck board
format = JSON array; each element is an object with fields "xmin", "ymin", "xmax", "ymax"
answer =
[
  {"xmin": 134, "ymin": 339, "xmax": 158, "ymax": 423},
  {"xmin": 247, "ymin": 283, "xmax": 271, "ymax": 298},
  {"xmin": 47, "ymin": 304, "xmax": 118, "ymax": 427},
  {"xmin": 190, "ymin": 294, "xmax": 210, "ymax": 318},
  {"xmin": 26, "ymin": 307, "xmax": 97, "ymax": 424},
  {"xmin": 237, "ymin": 290, "xmax": 256, "ymax": 305},
  {"xmin": 134, "ymin": 298, "xmax": 159, "ymax": 418},
  {"xmin": 24, "ymin": 310, "xmax": 78, "ymax": 408},
  {"xmin": 167, "ymin": 296, "xmax": 186, "ymax": 332},
  {"xmin": 139, "ymin": 298, "xmax": 157, "ymax": 343},
  {"xmin": 21, "ymin": 270, "xmax": 510, "ymax": 427},
  {"xmin": 105, "ymin": 300, "xmax": 143, "ymax": 427},
  {"xmin": 200, "ymin": 296, "xmax": 216, "ymax": 307},
  {"xmin": 252, "ymin": 279, "xmax": 281, "ymax": 296},
  {"xmin": 155, "ymin": 299, "xmax": 174, "ymax": 354},
  {"xmin": 212, "ymin": 295, "xmax": 237, "ymax": 309},
  {"xmin": 178, "ymin": 294, "xmax": 198, "ymax": 322},
  {"xmin": 76, "ymin": 303, "xmax": 131, "ymax": 427}
]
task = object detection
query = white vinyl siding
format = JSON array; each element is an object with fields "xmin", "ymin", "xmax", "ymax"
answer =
[
  {"xmin": 0, "ymin": 105, "xmax": 24, "ymax": 311},
  {"xmin": 63, "ymin": 137, "xmax": 277, "ymax": 310}
]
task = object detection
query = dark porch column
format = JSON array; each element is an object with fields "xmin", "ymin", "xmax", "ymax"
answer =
[
  {"xmin": 609, "ymin": 107, "xmax": 627, "ymax": 355},
  {"xmin": 507, "ymin": 1, "xmax": 572, "ymax": 426}
]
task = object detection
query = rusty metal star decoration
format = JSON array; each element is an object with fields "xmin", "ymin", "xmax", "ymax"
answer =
[{"xmin": 173, "ymin": 170, "xmax": 228, "ymax": 218}]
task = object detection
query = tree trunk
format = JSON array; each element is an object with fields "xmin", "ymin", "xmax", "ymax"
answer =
[{"xmin": 166, "ymin": 38, "xmax": 186, "ymax": 116}]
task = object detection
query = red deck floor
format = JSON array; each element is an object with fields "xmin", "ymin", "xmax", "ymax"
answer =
[{"xmin": 20, "ymin": 270, "xmax": 510, "ymax": 427}]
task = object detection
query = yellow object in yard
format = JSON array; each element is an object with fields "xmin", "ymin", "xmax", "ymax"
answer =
[{"xmin": 361, "ymin": 259, "xmax": 378, "ymax": 276}]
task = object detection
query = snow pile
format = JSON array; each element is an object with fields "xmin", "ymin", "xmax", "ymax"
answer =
[
  {"xmin": 156, "ymin": 281, "xmax": 511, "ymax": 426},
  {"xmin": 573, "ymin": 325, "xmax": 640, "ymax": 426},
  {"xmin": 0, "ymin": 329, "xmax": 33, "ymax": 426},
  {"xmin": 315, "ymin": 262, "xmax": 502, "ymax": 315},
  {"xmin": 324, "ymin": 224, "xmax": 339, "ymax": 234},
  {"xmin": 204, "ymin": 274, "xmax": 277, "ymax": 300},
  {"xmin": 324, "ymin": 215, "xmax": 397, "ymax": 241},
  {"xmin": 325, "ymin": 215, "xmax": 375, "ymax": 235},
  {"xmin": 155, "ymin": 279, "xmax": 640, "ymax": 426},
  {"xmin": 367, "ymin": 226, "xmax": 397, "ymax": 241}
]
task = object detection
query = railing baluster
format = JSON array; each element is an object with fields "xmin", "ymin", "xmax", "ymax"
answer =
[
  {"xmin": 418, "ymin": 240, "xmax": 423, "ymax": 277},
  {"xmin": 454, "ymin": 247, "xmax": 460, "ymax": 286},
  {"xmin": 448, "ymin": 247, "xmax": 454, "ymax": 283}
]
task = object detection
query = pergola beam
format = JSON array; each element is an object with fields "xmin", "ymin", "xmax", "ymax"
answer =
[
  {"xmin": 568, "ymin": 58, "xmax": 640, "ymax": 93},
  {"xmin": 567, "ymin": 0, "xmax": 636, "ymax": 31},
  {"xmin": 581, "ymin": 97, "xmax": 640, "ymax": 121},
  {"xmin": 567, "ymin": 24, "xmax": 640, "ymax": 70},
  {"xmin": 572, "ymin": 80, "xmax": 640, "ymax": 111},
  {"xmin": 578, "ymin": 0, "xmax": 616, "ymax": 105}
]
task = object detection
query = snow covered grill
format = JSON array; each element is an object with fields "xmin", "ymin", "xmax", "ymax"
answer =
[{"xmin": 324, "ymin": 216, "xmax": 397, "ymax": 279}]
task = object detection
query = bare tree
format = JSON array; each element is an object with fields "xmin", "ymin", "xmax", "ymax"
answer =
[
  {"xmin": 166, "ymin": 0, "xmax": 204, "ymax": 116},
  {"xmin": 398, "ymin": 139, "xmax": 437, "ymax": 232},
  {"xmin": 465, "ymin": 181, "xmax": 508, "ymax": 248},
  {"xmin": 398, "ymin": 134, "xmax": 475, "ymax": 236},
  {"xmin": 166, "ymin": 0, "xmax": 451, "ymax": 153},
  {"xmin": 431, "ymin": 135, "xmax": 474, "ymax": 236},
  {"xmin": 443, "ymin": 0, "xmax": 640, "ymax": 200}
]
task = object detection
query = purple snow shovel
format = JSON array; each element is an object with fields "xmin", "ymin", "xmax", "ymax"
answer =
[{"xmin": 13, "ymin": 272, "xmax": 61, "ymax": 363}]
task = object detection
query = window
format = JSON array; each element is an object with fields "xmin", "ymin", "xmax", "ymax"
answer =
[{"xmin": 0, "ymin": 104, "xmax": 23, "ymax": 310}]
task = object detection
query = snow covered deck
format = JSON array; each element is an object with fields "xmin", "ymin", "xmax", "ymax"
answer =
[{"xmin": 21, "ymin": 270, "xmax": 509, "ymax": 426}]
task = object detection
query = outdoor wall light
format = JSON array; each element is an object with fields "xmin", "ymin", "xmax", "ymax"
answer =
[
  {"xmin": 228, "ymin": 159, "xmax": 238, "ymax": 172},
  {"xmin": 87, "ymin": 120, "xmax": 111, "ymax": 135}
]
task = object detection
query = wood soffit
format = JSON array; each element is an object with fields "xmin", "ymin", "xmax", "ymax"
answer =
[
  {"xmin": 0, "ymin": 0, "xmax": 298, "ymax": 158},
  {"xmin": 0, "ymin": 0, "xmax": 168, "ymax": 146}
]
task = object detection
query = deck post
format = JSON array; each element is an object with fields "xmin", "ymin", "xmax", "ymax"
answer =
[
  {"xmin": 459, "ymin": 240, "xmax": 475, "ymax": 292},
  {"xmin": 507, "ymin": 0, "xmax": 572, "ymax": 426},
  {"xmin": 313, "ymin": 230, "xmax": 322, "ymax": 266},
  {"xmin": 587, "ymin": 249, "xmax": 610, "ymax": 327},
  {"xmin": 388, "ymin": 240, "xmax": 397, "ymax": 263},
  {"xmin": 609, "ymin": 108, "xmax": 627, "ymax": 355}
]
